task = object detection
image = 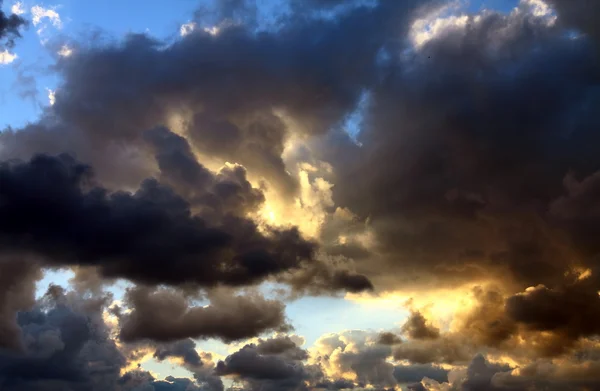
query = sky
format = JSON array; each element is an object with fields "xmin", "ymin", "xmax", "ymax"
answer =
[{"xmin": 1, "ymin": 0, "xmax": 600, "ymax": 390}]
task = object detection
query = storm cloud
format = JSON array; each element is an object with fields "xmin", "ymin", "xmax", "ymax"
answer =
[
  {"xmin": 0, "ymin": 0, "xmax": 600, "ymax": 389},
  {"xmin": 0, "ymin": 153, "xmax": 320, "ymax": 287}
]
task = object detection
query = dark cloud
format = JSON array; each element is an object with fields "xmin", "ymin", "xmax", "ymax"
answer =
[
  {"xmin": 318, "ymin": 0, "xmax": 600, "ymax": 293},
  {"xmin": 152, "ymin": 341, "xmax": 224, "ymax": 391},
  {"xmin": 313, "ymin": 379, "xmax": 355, "ymax": 390},
  {"xmin": 393, "ymin": 363, "xmax": 448, "ymax": 384},
  {"xmin": 119, "ymin": 370, "xmax": 210, "ymax": 391},
  {"xmin": 215, "ymin": 340, "xmax": 314, "ymax": 391},
  {"xmin": 216, "ymin": 345, "xmax": 304, "ymax": 380},
  {"xmin": 401, "ymin": 311, "xmax": 440, "ymax": 341},
  {"xmin": 0, "ymin": 257, "xmax": 41, "ymax": 351},
  {"xmin": 0, "ymin": 0, "xmax": 426, "ymax": 195},
  {"xmin": 1, "ymin": 0, "xmax": 600, "ymax": 388},
  {"xmin": 0, "ymin": 0, "xmax": 26, "ymax": 49},
  {"xmin": 0, "ymin": 153, "xmax": 318, "ymax": 288},
  {"xmin": 406, "ymin": 383, "xmax": 427, "ymax": 391},
  {"xmin": 416, "ymin": 354, "xmax": 512, "ymax": 391},
  {"xmin": 458, "ymin": 287, "xmax": 517, "ymax": 348},
  {"xmin": 410, "ymin": 352, "xmax": 600, "ymax": 391},
  {"xmin": 0, "ymin": 283, "xmax": 228, "ymax": 391},
  {"xmin": 256, "ymin": 336, "xmax": 308, "ymax": 361},
  {"xmin": 547, "ymin": 0, "xmax": 600, "ymax": 43},
  {"xmin": 144, "ymin": 126, "xmax": 265, "ymax": 219},
  {"xmin": 505, "ymin": 280, "xmax": 600, "ymax": 354},
  {"xmin": 392, "ymin": 333, "xmax": 474, "ymax": 365},
  {"xmin": 277, "ymin": 260, "xmax": 373, "ymax": 298},
  {"xmin": 0, "ymin": 285, "xmax": 126, "ymax": 391},
  {"xmin": 377, "ymin": 332, "xmax": 402, "ymax": 346},
  {"xmin": 119, "ymin": 287, "xmax": 291, "ymax": 343}
]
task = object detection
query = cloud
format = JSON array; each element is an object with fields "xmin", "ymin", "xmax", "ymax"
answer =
[
  {"xmin": 319, "ymin": 0, "xmax": 600, "ymax": 295},
  {"xmin": 46, "ymin": 88, "xmax": 55, "ymax": 105},
  {"xmin": 0, "ymin": 257, "xmax": 42, "ymax": 351},
  {"xmin": 31, "ymin": 5, "xmax": 61, "ymax": 28},
  {"xmin": 311, "ymin": 330, "xmax": 398, "ymax": 388},
  {"xmin": 0, "ymin": 284, "xmax": 126, "ymax": 390},
  {"xmin": 119, "ymin": 287, "xmax": 291, "ymax": 343},
  {"xmin": 0, "ymin": 0, "xmax": 599, "ymax": 388},
  {"xmin": 401, "ymin": 311, "xmax": 440, "ymax": 341},
  {"xmin": 57, "ymin": 44, "xmax": 72, "ymax": 57},
  {"xmin": 214, "ymin": 337, "xmax": 321, "ymax": 391},
  {"xmin": 10, "ymin": 2, "xmax": 24, "ymax": 16},
  {"xmin": 0, "ymin": 283, "xmax": 231, "ymax": 391},
  {"xmin": 153, "ymin": 339, "xmax": 203, "ymax": 370},
  {"xmin": 180, "ymin": 21, "xmax": 196, "ymax": 36},
  {"xmin": 546, "ymin": 0, "xmax": 600, "ymax": 44},
  {"xmin": 0, "ymin": 0, "xmax": 26, "ymax": 48},
  {"xmin": 0, "ymin": 48, "xmax": 16, "ymax": 63},
  {"xmin": 377, "ymin": 332, "xmax": 402, "ymax": 346},
  {"xmin": 393, "ymin": 364, "xmax": 448, "ymax": 385},
  {"xmin": 0, "ymin": 153, "xmax": 323, "ymax": 289},
  {"xmin": 30, "ymin": 4, "xmax": 62, "ymax": 44}
]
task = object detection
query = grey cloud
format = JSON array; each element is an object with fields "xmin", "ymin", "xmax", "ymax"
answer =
[
  {"xmin": 153, "ymin": 339, "xmax": 203, "ymax": 370},
  {"xmin": 393, "ymin": 363, "xmax": 448, "ymax": 384},
  {"xmin": 320, "ymin": 0, "xmax": 600, "ymax": 294},
  {"xmin": 377, "ymin": 332, "xmax": 402, "ymax": 346},
  {"xmin": 401, "ymin": 311, "xmax": 440, "ymax": 341},
  {"xmin": 119, "ymin": 287, "xmax": 291, "ymax": 343},
  {"xmin": 0, "ymin": 153, "xmax": 318, "ymax": 288},
  {"xmin": 0, "ymin": 257, "xmax": 42, "ymax": 351},
  {"xmin": 0, "ymin": 285, "xmax": 126, "ymax": 391},
  {"xmin": 0, "ymin": 0, "xmax": 26, "ymax": 49}
]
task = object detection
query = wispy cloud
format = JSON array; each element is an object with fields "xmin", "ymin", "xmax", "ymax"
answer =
[
  {"xmin": 31, "ymin": 4, "xmax": 63, "ymax": 44},
  {"xmin": 31, "ymin": 5, "xmax": 62, "ymax": 28}
]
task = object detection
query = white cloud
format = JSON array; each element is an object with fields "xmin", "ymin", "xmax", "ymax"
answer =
[
  {"xmin": 30, "ymin": 5, "xmax": 63, "ymax": 45},
  {"xmin": 522, "ymin": 0, "xmax": 557, "ymax": 26},
  {"xmin": 180, "ymin": 22, "xmax": 196, "ymax": 37},
  {"xmin": 11, "ymin": 1, "xmax": 25, "ymax": 15},
  {"xmin": 0, "ymin": 50, "xmax": 18, "ymax": 65},
  {"xmin": 31, "ymin": 5, "xmax": 62, "ymax": 28},
  {"xmin": 47, "ymin": 88, "xmax": 56, "ymax": 105},
  {"xmin": 204, "ymin": 26, "xmax": 220, "ymax": 36},
  {"xmin": 57, "ymin": 44, "xmax": 73, "ymax": 57},
  {"xmin": 409, "ymin": 2, "xmax": 468, "ymax": 49}
]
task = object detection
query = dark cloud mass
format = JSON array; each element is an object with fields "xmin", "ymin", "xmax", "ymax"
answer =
[
  {"xmin": 401, "ymin": 311, "xmax": 440, "ymax": 341},
  {"xmin": 326, "ymin": 0, "xmax": 600, "ymax": 290},
  {"xmin": 2, "ymin": 0, "xmax": 600, "ymax": 389},
  {"xmin": 0, "ymin": 153, "xmax": 317, "ymax": 287},
  {"xmin": 119, "ymin": 287, "xmax": 291, "ymax": 343},
  {"xmin": 0, "ymin": 0, "xmax": 26, "ymax": 49}
]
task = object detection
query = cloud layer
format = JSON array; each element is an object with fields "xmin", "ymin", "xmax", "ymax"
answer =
[{"xmin": 1, "ymin": 0, "xmax": 600, "ymax": 389}]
